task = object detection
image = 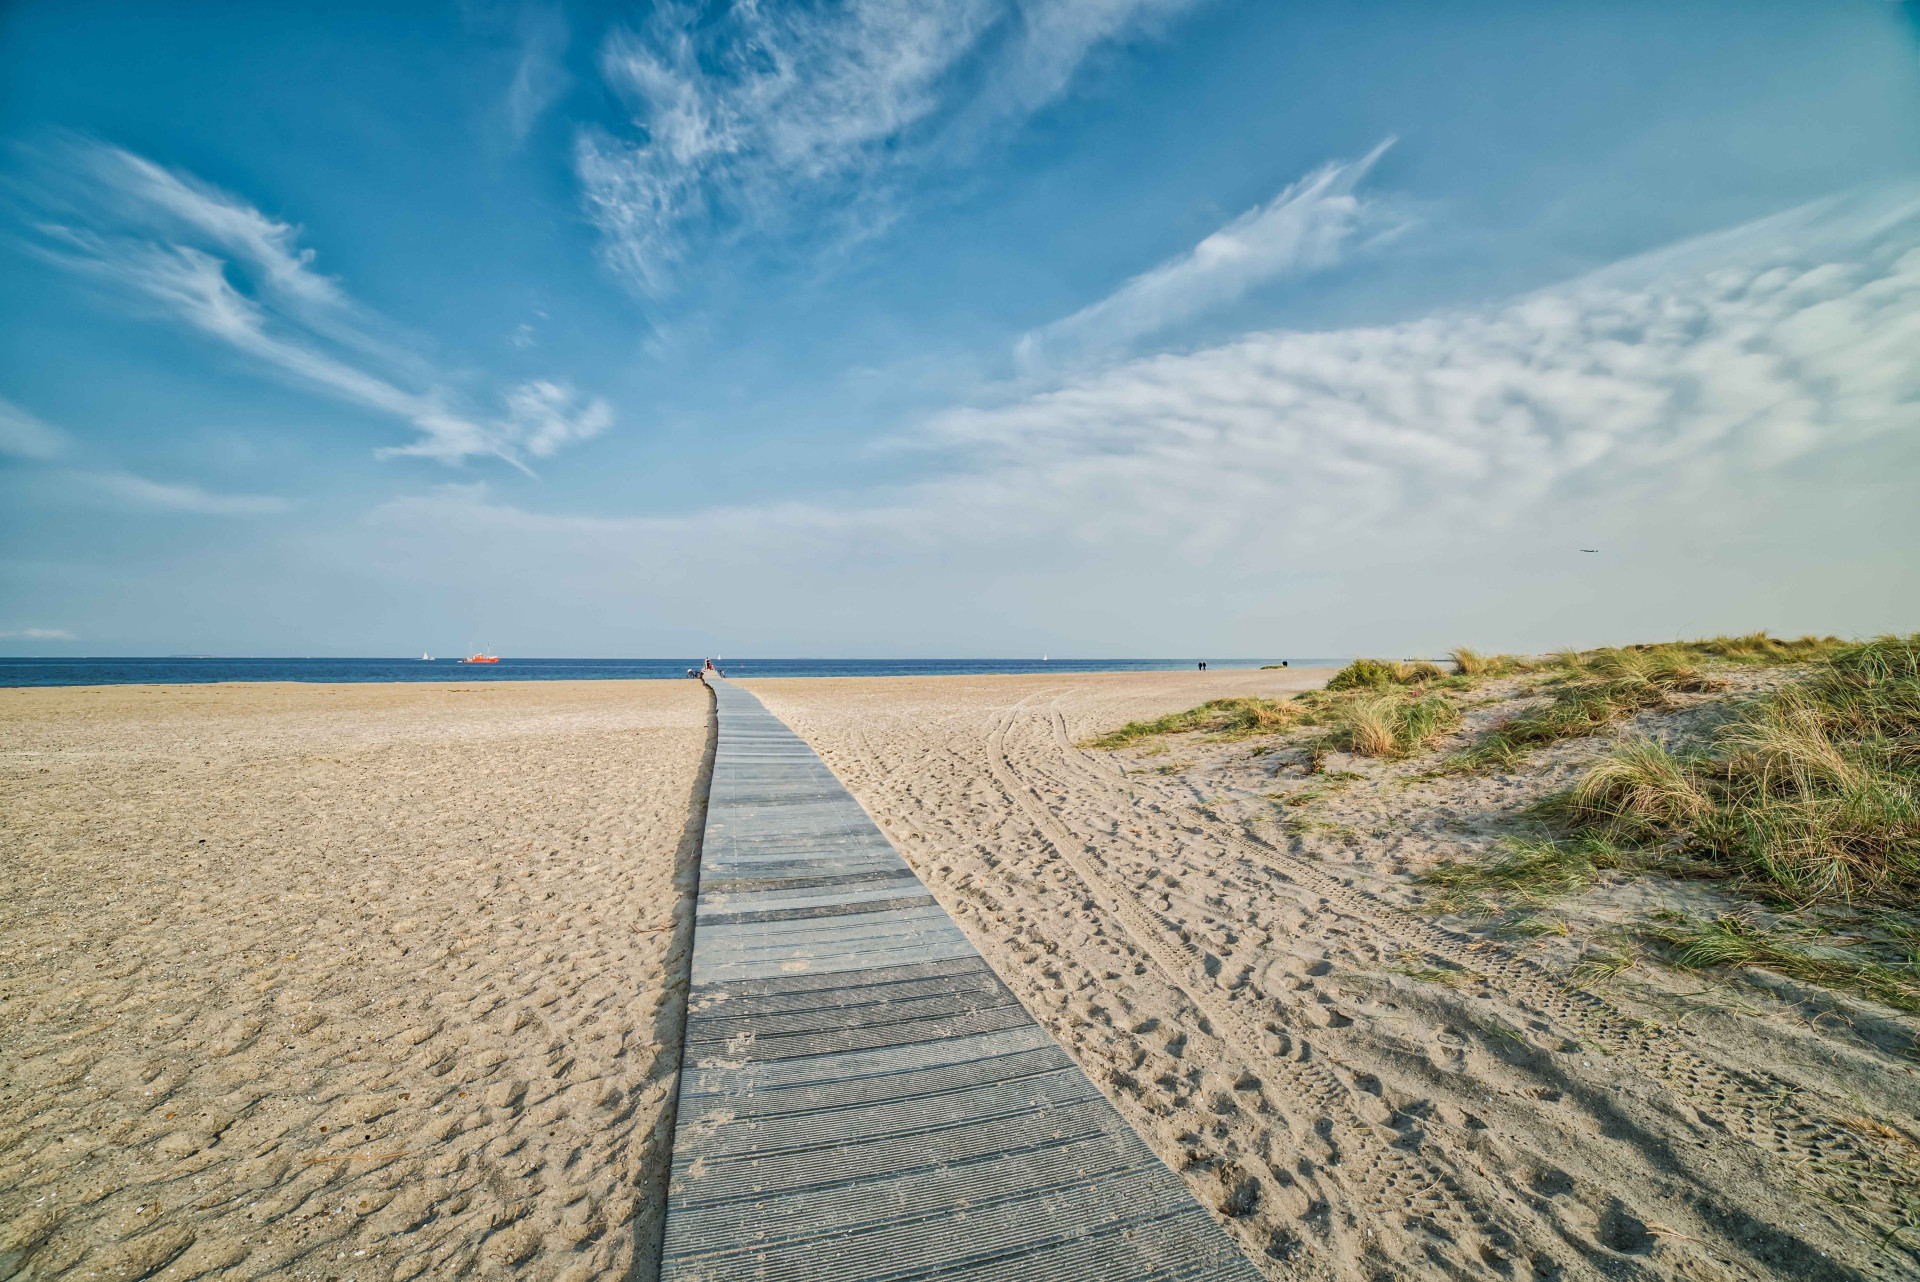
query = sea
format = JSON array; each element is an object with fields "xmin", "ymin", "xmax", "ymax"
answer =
[{"xmin": 0, "ymin": 657, "xmax": 1322, "ymax": 688}]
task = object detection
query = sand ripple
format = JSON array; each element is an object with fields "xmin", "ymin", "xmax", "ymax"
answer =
[{"xmin": 1, "ymin": 679, "xmax": 711, "ymax": 1281}]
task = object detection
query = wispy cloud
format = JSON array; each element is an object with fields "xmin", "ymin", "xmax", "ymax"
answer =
[
  {"xmin": 0, "ymin": 396, "xmax": 294, "ymax": 517},
  {"xmin": 504, "ymin": 7, "xmax": 570, "ymax": 146},
  {"xmin": 358, "ymin": 188, "xmax": 1920, "ymax": 650},
  {"xmin": 80, "ymin": 471, "xmax": 293, "ymax": 516},
  {"xmin": 0, "ymin": 628, "xmax": 75, "ymax": 640},
  {"xmin": 18, "ymin": 139, "xmax": 611, "ymax": 469},
  {"xmin": 576, "ymin": 0, "xmax": 1201, "ymax": 294},
  {"xmin": 1017, "ymin": 139, "xmax": 1400, "ymax": 370},
  {"xmin": 0, "ymin": 396, "xmax": 71, "ymax": 459},
  {"xmin": 500, "ymin": 380, "xmax": 613, "ymax": 458},
  {"xmin": 935, "ymin": 188, "xmax": 1920, "ymax": 562}
]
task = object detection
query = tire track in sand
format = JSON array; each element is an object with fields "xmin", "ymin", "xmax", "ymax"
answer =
[
  {"xmin": 983, "ymin": 696, "xmax": 1538, "ymax": 1279},
  {"xmin": 1030, "ymin": 692, "xmax": 1917, "ymax": 1277},
  {"xmin": 752, "ymin": 673, "xmax": 1901, "ymax": 1280}
]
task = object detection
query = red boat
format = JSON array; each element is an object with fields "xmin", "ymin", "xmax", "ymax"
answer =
[{"xmin": 459, "ymin": 649, "xmax": 500, "ymax": 664}]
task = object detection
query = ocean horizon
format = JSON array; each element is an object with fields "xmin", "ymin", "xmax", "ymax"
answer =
[{"xmin": 0, "ymin": 656, "xmax": 1336, "ymax": 688}]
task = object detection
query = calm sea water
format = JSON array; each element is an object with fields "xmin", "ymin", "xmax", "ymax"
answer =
[{"xmin": 0, "ymin": 657, "xmax": 1317, "ymax": 688}]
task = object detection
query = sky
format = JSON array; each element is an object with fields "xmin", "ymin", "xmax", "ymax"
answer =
[{"xmin": 1, "ymin": 0, "xmax": 1917, "ymax": 659}]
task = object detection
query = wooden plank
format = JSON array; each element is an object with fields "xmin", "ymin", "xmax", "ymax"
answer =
[{"xmin": 660, "ymin": 678, "xmax": 1261, "ymax": 1282}]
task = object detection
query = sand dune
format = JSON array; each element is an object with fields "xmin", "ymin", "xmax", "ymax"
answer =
[
  {"xmin": 747, "ymin": 668, "xmax": 1918, "ymax": 1281},
  {"xmin": 1, "ymin": 680, "xmax": 711, "ymax": 1282}
]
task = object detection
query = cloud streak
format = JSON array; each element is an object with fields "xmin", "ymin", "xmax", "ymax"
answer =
[
  {"xmin": 504, "ymin": 7, "xmax": 570, "ymax": 146},
  {"xmin": 937, "ymin": 188, "xmax": 1920, "ymax": 563},
  {"xmin": 576, "ymin": 0, "xmax": 1201, "ymax": 294},
  {"xmin": 1017, "ymin": 140, "xmax": 1400, "ymax": 370},
  {"xmin": 80, "ymin": 471, "xmax": 293, "ymax": 516},
  {"xmin": 0, "ymin": 395, "xmax": 294, "ymax": 517},
  {"xmin": 19, "ymin": 140, "xmax": 612, "ymax": 469},
  {"xmin": 0, "ymin": 396, "xmax": 70, "ymax": 459},
  {"xmin": 356, "ymin": 188, "xmax": 1920, "ymax": 651}
]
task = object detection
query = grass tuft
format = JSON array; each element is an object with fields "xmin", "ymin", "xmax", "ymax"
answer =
[
  {"xmin": 1455, "ymin": 648, "xmax": 1726, "ymax": 769},
  {"xmin": 1325, "ymin": 657, "xmax": 1462, "ymax": 691},
  {"xmin": 1659, "ymin": 632, "xmax": 1851, "ymax": 665},
  {"xmin": 1560, "ymin": 634, "xmax": 1920, "ymax": 905},
  {"xmin": 1290, "ymin": 691, "xmax": 1466, "ymax": 766},
  {"xmin": 1421, "ymin": 835, "xmax": 1629, "ymax": 914},
  {"xmin": 1327, "ymin": 658, "xmax": 1406, "ymax": 691},
  {"xmin": 1643, "ymin": 912, "xmax": 1920, "ymax": 1015},
  {"xmin": 1450, "ymin": 647, "xmax": 1527, "ymax": 678},
  {"xmin": 1569, "ymin": 738, "xmax": 1713, "ymax": 839},
  {"xmin": 1081, "ymin": 696, "xmax": 1303, "ymax": 749}
]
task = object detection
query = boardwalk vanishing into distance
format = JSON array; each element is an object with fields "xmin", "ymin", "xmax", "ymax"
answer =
[{"xmin": 660, "ymin": 677, "xmax": 1262, "ymax": 1282}]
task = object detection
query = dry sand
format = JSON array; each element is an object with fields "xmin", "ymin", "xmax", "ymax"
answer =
[
  {"xmin": 746, "ymin": 668, "xmax": 1920, "ymax": 1282},
  {"xmin": 9, "ymin": 667, "xmax": 1917, "ymax": 1282},
  {"xmin": 1, "ymin": 679, "xmax": 712, "ymax": 1282}
]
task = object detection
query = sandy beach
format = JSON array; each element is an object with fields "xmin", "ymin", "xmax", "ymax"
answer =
[
  {"xmin": 1, "ymin": 680, "xmax": 711, "ymax": 1282},
  {"xmin": 8, "ymin": 665, "xmax": 1918, "ymax": 1281},
  {"xmin": 747, "ymin": 667, "xmax": 1920, "ymax": 1281}
]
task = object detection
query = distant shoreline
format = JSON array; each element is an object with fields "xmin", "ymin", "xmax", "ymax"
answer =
[{"xmin": 0, "ymin": 656, "xmax": 1338, "ymax": 689}]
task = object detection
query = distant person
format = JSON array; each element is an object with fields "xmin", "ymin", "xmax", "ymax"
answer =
[
  {"xmin": 1197, "ymin": 659, "xmax": 1207, "ymax": 671},
  {"xmin": 1282, "ymin": 660, "xmax": 1289, "ymax": 667}
]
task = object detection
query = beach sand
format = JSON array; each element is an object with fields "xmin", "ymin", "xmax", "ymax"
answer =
[
  {"xmin": 1, "ymin": 679, "xmax": 711, "ymax": 1282},
  {"xmin": 746, "ymin": 668, "xmax": 1920, "ymax": 1281},
  {"xmin": 9, "ymin": 666, "xmax": 1917, "ymax": 1281}
]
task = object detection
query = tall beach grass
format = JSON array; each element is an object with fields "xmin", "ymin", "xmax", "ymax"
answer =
[{"xmin": 1565, "ymin": 635, "xmax": 1920, "ymax": 905}]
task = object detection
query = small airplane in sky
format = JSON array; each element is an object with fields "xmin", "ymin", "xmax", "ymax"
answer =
[{"xmin": 1580, "ymin": 548, "xmax": 1599, "ymax": 553}]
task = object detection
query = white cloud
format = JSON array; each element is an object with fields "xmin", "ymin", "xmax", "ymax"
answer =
[
  {"xmin": 63, "ymin": 143, "xmax": 349, "ymax": 314},
  {"xmin": 577, "ymin": 0, "xmax": 1201, "ymax": 293},
  {"xmin": 502, "ymin": 380, "xmax": 614, "ymax": 457},
  {"xmin": 0, "ymin": 628, "xmax": 75, "ymax": 641},
  {"xmin": 974, "ymin": 0, "xmax": 1195, "ymax": 119},
  {"xmin": 0, "ymin": 398, "xmax": 291, "ymax": 519},
  {"xmin": 23, "ymin": 140, "xmax": 613, "ymax": 469},
  {"xmin": 0, "ymin": 396, "xmax": 70, "ymax": 459},
  {"xmin": 82, "ymin": 471, "xmax": 293, "ymax": 516},
  {"xmin": 504, "ymin": 8, "xmax": 570, "ymax": 146},
  {"xmin": 350, "ymin": 189, "xmax": 1920, "ymax": 653},
  {"xmin": 931, "ymin": 191, "xmax": 1920, "ymax": 563},
  {"xmin": 1017, "ymin": 139, "xmax": 1400, "ymax": 370}
]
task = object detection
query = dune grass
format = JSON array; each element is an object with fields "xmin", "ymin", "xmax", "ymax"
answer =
[
  {"xmin": 1643, "ymin": 912, "xmax": 1920, "ymax": 1015},
  {"xmin": 1085, "ymin": 632, "xmax": 1856, "ymax": 768},
  {"xmin": 1449, "ymin": 647, "xmax": 1536, "ymax": 678},
  {"xmin": 1655, "ymin": 632, "xmax": 1851, "ymax": 666},
  {"xmin": 1562, "ymin": 635, "xmax": 1920, "ymax": 906},
  {"xmin": 1454, "ymin": 647, "xmax": 1727, "ymax": 769},
  {"xmin": 1326, "ymin": 657, "xmax": 1456, "ymax": 691},
  {"xmin": 1325, "ymin": 692, "xmax": 1462, "ymax": 758},
  {"xmin": 1421, "ymin": 834, "xmax": 1630, "ymax": 915},
  {"xmin": 1081, "ymin": 695, "xmax": 1303, "ymax": 749}
]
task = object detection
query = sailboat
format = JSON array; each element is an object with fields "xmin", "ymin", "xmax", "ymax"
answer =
[{"xmin": 421, "ymin": 652, "xmax": 433, "ymax": 661}]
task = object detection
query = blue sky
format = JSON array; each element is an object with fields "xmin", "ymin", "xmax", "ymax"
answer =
[{"xmin": 2, "ymin": 0, "xmax": 1917, "ymax": 657}]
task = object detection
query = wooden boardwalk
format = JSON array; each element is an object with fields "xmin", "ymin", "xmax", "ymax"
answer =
[{"xmin": 659, "ymin": 677, "xmax": 1262, "ymax": 1282}]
